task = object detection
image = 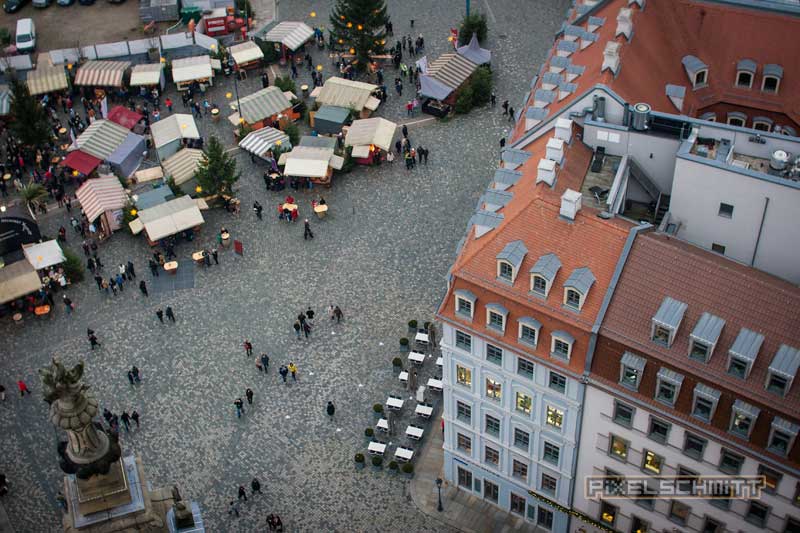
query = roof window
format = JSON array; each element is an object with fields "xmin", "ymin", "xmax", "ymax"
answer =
[{"xmin": 651, "ymin": 297, "xmax": 687, "ymax": 347}]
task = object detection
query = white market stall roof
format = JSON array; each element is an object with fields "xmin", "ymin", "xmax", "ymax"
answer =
[
  {"xmin": 75, "ymin": 119, "xmax": 131, "ymax": 160},
  {"xmin": 238, "ymin": 127, "xmax": 290, "ymax": 157},
  {"xmin": 161, "ymin": 148, "xmax": 204, "ymax": 186},
  {"xmin": 74, "ymin": 60, "xmax": 131, "ymax": 87},
  {"xmin": 130, "ymin": 63, "xmax": 163, "ymax": 87},
  {"xmin": 230, "ymin": 40, "xmax": 264, "ymax": 66},
  {"xmin": 315, "ymin": 77, "xmax": 378, "ymax": 112},
  {"xmin": 75, "ymin": 175, "xmax": 129, "ymax": 223},
  {"xmin": 344, "ymin": 117, "xmax": 397, "ymax": 152},
  {"xmin": 136, "ymin": 195, "xmax": 205, "ymax": 241},
  {"xmin": 237, "ymin": 86, "xmax": 292, "ymax": 124},
  {"xmin": 22, "ymin": 240, "xmax": 65, "ymax": 270},
  {"xmin": 0, "ymin": 85, "xmax": 8, "ymax": 116},
  {"xmin": 150, "ymin": 114, "xmax": 200, "ymax": 148},
  {"xmin": 171, "ymin": 56, "xmax": 213, "ymax": 84},
  {"xmin": 262, "ymin": 21, "xmax": 315, "ymax": 52},
  {"xmin": 133, "ymin": 166, "xmax": 164, "ymax": 184},
  {"xmin": 0, "ymin": 260, "xmax": 41, "ymax": 305},
  {"xmin": 279, "ymin": 146, "xmax": 343, "ymax": 178},
  {"xmin": 26, "ymin": 63, "xmax": 69, "ymax": 95}
]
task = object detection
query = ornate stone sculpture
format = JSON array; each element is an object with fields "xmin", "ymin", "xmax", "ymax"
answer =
[
  {"xmin": 39, "ymin": 358, "xmax": 121, "ymax": 479},
  {"xmin": 171, "ymin": 485, "xmax": 195, "ymax": 528}
]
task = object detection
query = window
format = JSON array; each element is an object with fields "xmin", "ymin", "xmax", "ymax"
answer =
[
  {"xmin": 736, "ymin": 71, "xmax": 753, "ymax": 87},
  {"xmin": 711, "ymin": 243, "xmax": 726, "ymax": 255},
  {"xmin": 565, "ymin": 289, "xmax": 581, "ymax": 310},
  {"xmin": 456, "ymin": 297, "xmax": 473, "ymax": 317},
  {"xmin": 604, "ymin": 469, "xmax": 625, "ymax": 495},
  {"xmin": 753, "ymin": 120, "xmax": 772, "ymax": 131},
  {"xmin": 549, "ymin": 372, "xmax": 567, "ymax": 393},
  {"xmin": 620, "ymin": 364, "xmax": 643, "ymax": 390},
  {"xmin": 486, "ymin": 378, "xmax": 502, "ymax": 401},
  {"xmin": 609, "ymin": 435, "xmax": 628, "ymax": 460},
  {"xmin": 759, "ymin": 465, "xmax": 782, "ymax": 494},
  {"xmin": 630, "ymin": 516, "xmax": 650, "ymax": 533},
  {"xmin": 532, "ymin": 275, "xmax": 548, "ymax": 295},
  {"xmin": 635, "ymin": 484, "xmax": 655, "ymax": 510},
  {"xmin": 730, "ymin": 410, "xmax": 755, "ymax": 438},
  {"xmin": 486, "ymin": 344, "xmax": 503, "ymax": 365},
  {"xmin": 728, "ymin": 356, "xmax": 748, "ymax": 378},
  {"xmin": 702, "ymin": 517, "xmax": 723, "ymax": 533},
  {"xmin": 517, "ymin": 358, "xmax": 535, "ymax": 379},
  {"xmin": 488, "ymin": 311, "xmax": 505, "ymax": 331},
  {"xmin": 498, "ymin": 261, "xmax": 514, "ymax": 281},
  {"xmin": 456, "ymin": 401, "xmax": 471, "ymax": 423},
  {"xmin": 763, "ymin": 76, "xmax": 779, "ymax": 93},
  {"xmin": 457, "ymin": 433, "xmax": 472, "ymax": 453},
  {"xmin": 546, "ymin": 406, "xmax": 564, "ymax": 429},
  {"xmin": 520, "ymin": 324, "xmax": 537, "ymax": 346},
  {"xmin": 656, "ymin": 379, "xmax": 678, "ymax": 405},
  {"xmin": 710, "ymin": 494, "xmax": 731, "ymax": 510},
  {"xmin": 483, "ymin": 480, "xmax": 498, "ymax": 502},
  {"xmin": 692, "ymin": 395, "xmax": 716, "ymax": 422},
  {"xmin": 484, "ymin": 446, "xmax": 499, "ymax": 466},
  {"xmin": 455, "ymin": 330, "xmax": 472, "ymax": 352},
  {"xmin": 768, "ymin": 427, "xmax": 795, "ymax": 456},
  {"xmin": 683, "ymin": 433, "xmax": 707, "ymax": 460},
  {"xmin": 652, "ymin": 325, "xmax": 672, "ymax": 345},
  {"xmin": 600, "ymin": 501, "xmax": 618, "ymax": 527},
  {"xmin": 457, "ymin": 467, "xmax": 473, "ymax": 489},
  {"xmin": 690, "ymin": 340, "xmax": 710, "ymax": 362},
  {"xmin": 613, "ymin": 402, "xmax": 634, "ymax": 427},
  {"xmin": 541, "ymin": 473, "xmax": 557, "ymax": 495},
  {"xmin": 512, "ymin": 459, "xmax": 528, "ymax": 480},
  {"xmin": 456, "ymin": 365, "xmax": 472, "ymax": 387},
  {"xmin": 515, "ymin": 392, "xmax": 532, "ymax": 414},
  {"xmin": 728, "ymin": 117, "xmax": 745, "ymax": 127},
  {"xmin": 514, "ymin": 428, "xmax": 530, "ymax": 450},
  {"xmin": 746, "ymin": 501, "xmax": 770, "ymax": 527},
  {"xmin": 642, "ymin": 450, "xmax": 663, "ymax": 474},
  {"xmin": 537, "ymin": 508, "xmax": 554, "ymax": 530},
  {"xmin": 695, "ymin": 70, "xmax": 707, "ymax": 86},
  {"xmin": 719, "ymin": 449, "xmax": 744, "ymax": 474},
  {"xmin": 510, "ymin": 493, "xmax": 526, "ymax": 515},
  {"xmin": 669, "ymin": 501, "xmax": 691, "ymax": 526},
  {"xmin": 485, "ymin": 414, "xmax": 500, "ymax": 437},
  {"xmin": 767, "ymin": 372, "xmax": 789, "ymax": 396},
  {"xmin": 543, "ymin": 442, "xmax": 560, "ymax": 465},
  {"xmin": 648, "ymin": 418, "xmax": 671, "ymax": 444},
  {"xmin": 677, "ymin": 466, "xmax": 699, "ymax": 495},
  {"xmin": 551, "ymin": 338, "xmax": 572, "ymax": 359}
]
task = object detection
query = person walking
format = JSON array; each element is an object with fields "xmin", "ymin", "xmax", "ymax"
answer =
[
  {"xmin": 237, "ymin": 485, "xmax": 247, "ymax": 502},
  {"xmin": 228, "ymin": 500, "xmax": 240, "ymax": 517},
  {"xmin": 131, "ymin": 366, "xmax": 141, "ymax": 383},
  {"xmin": 131, "ymin": 410, "xmax": 140, "ymax": 428},
  {"xmin": 279, "ymin": 365, "xmax": 288, "ymax": 383},
  {"xmin": 17, "ymin": 380, "xmax": 30, "ymax": 397},
  {"xmin": 115, "ymin": 272, "xmax": 125, "ymax": 292},
  {"xmin": 508, "ymin": 106, "xmax": 515, "ymax": 121},
  {"xmin": 127, "ymin": 370, "xmax": 135, "ymax": 385},
  {"xmin": 502, "ymin": 99, "xmax": 509, "ymax": 115},
  {"xmin": 245, "ymin": 388, "xmax": 254, "ymax": 404},
  {"xmin": 63, "ymin": 295, "xmax": 74, "ymax": 314},
  {"xmin": 0, "ymin": 384, "xmax": 5, "ymax": 402},
  {"xmin": 109, "ymin": 277, "xmax": 118, "ymax": 296},
  {"xmin": 166, "ymin": 306, "xmax": 175, "ymax": 322},
  {"xmin": 500, "ymin": 136, "xmax": 506, "ymax": 149},
  {"xmin": 156, "ymin": 308, "xmax": 164, "ymax": 323},
  {"xmin": 127, "ymin": 260, "xmax": 136, "ymax": 279},
  {"xmin": 88, "ymin": 332, "xmax": 100, "ymax": 350},
  {"xmin": 333, "ymin": 306, "xmax": 343, "ymax": 323},
  {"xmin": 253, "ymin": 201, "xmax": 263, "ymax": 220},
  {"xmin": 251, "ymin": 477, "xmax": 261, "ymax": 495},
  {"xmin": 490, "ymin": 91, "xmax": 497, "ymax": 106},
  {"xmin": 305, "ymin": 307, "xmax": 315, "ymax": 325},
  {"xmin": 211, "ymin": 248, "xmax": 219, "ymax": 265},
  {"xmin": 139, "ymin": 280, "xmax": 148, "ymax": 297},
  {"xmin": 94, "ymin": 274, "xmax": 103, "ymax": 290},
  {"xmin": 243, "ymin": 340, "xmax": 253, "ymax": 356},
  {"xmin": 288, "ymin": 362, "xmax": 298, "ymax": 381},
  {"xmin": 149, "ymin": 259, "xmax": 159, "ymax": 277},
  {"xmin": 302, "ymin": 321, "xmax": 311, "ymax": 339},
  {"xmin": 165, "ymin": 97, "xmax": 173, "ymax": 112},
  {"xmin": 120, "ymin": 411, "xmax": 131, "ymax": 432},
  {"xmin": 303, "ymin": 219, "xmax": 314, "ymax": 240},
  {"xmin": 293, "ymin": 321, "xmax": 301, "ymax": 340},
  {"xmin": 326, "ymin": 401, "xmax": 335, "ymax": 417},
  {"xmin": 260, "ymin": 353, "xmax": 269, "ymax": 373},
  {"xmin": 234, "ymin": 398, "xmax": 244, "ymax": 418}
]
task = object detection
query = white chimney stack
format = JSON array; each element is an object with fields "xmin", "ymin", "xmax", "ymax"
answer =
[
  {"xmin": 546, "ymin": 137, "xmax": 565, "ymax": 164},
  {"xmin": 555, "ymin": 118, "xmax": 573, "ymax": 142},
  {"xmin": 537, "ymin": 158, "xmax": 557, "ymax": 186},
  {"xmin": 602, "ymin": 41, "xmax": 622, "ymax": 75},
  {"xmin": 560, "ymin": 189, "xmax": 583, "ymax": 220}
]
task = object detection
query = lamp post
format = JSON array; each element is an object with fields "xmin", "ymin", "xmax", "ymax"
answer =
[
  {"xmin": 228, "ymin": 57, "xmax": 241, "ymax": 117},
  {"xmin": 436, "ymin": 477, "xmax": 443, "ymax": 512}
]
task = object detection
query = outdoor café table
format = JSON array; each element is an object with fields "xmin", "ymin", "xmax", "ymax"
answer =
[
  {"xmin": 282, "ymin": 203, "xmax": 298, "ymax": 211},
  {"xmin": 386, "ymin": 396, "xmax": 404, "ymax": 410},
  {"xmin": 427, "ymin": 378, "xmax": 444, "ymax": 391},
  {"xmin": 314, "ymin": 204, "xmax": 328, "ymax": 218},
  {"xmin": 376, "ymin": 418, "xmax": 389, "ymax": 432},
  {"xmin": 408, "ymin": 351, "xmax": 426, "ymax": 365},
  {"xmin": 164, "ymin": 261, "xmax": 178, "ymax": 275},
  {"xmin": 192, "ymin": 251, "xmax": 205, "ymax": 265},
  {"xmin": 398, "ymin": 370, "xmax": 409, "ymax": 383},
  {"xmin": 367, "ymin": 441, "xmax": 386, "ymax": 456},
  {"xmin": 405, "ymin": 425, "xmax": 424, "ymax": 440},
  {"xmin": 436, "ymin": 357, "xmax": 443, "ymax": 367},
  {"xmin": 415, "ymin": 404, "xmax": 433, "ymax": 419},
  {"xmin": 395, "ymin": 447, "xmax": 414, "ymax": 462},
  {"xmin": 34, "ymin": 305, "xmax": 51, "ymax": 317},
  {"xmin": 414, "ymin": 332, "xmax": 429, "ymax": 345}
]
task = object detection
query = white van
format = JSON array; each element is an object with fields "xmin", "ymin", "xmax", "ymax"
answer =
[{"xmin": 15, "ymin": 19, "xmax": 36, "ymax": 54}]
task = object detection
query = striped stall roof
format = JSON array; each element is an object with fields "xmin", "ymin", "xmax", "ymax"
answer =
[
  {"xmin": 74, "ymin": 175, "xmax": 129, "ymax": 223},
  {"xmin": 161, "ymin": 148, "xmax": 205, "ymax": 186},
  {"xmin": 238, "ymin": 127, "xmax": 290, "ymax": 157},
  {"xmin": 26, "ymin": 63, "xmax": 68, "ymax": 95},
  {"xmin": 75, "ymin": 120, "xmax": 131, "ymax": 160},
  {"xmin": 74, "ymin": 61, "xmax": 131, "ymax": 87},
  {"xmin": 262, "ymin": 21, "xmax": 315, "ymax": 52},
  {"xmin": 238, "ymin": 86, "xmax": 292, "ymax": 124},
  {"xmin": 426, "ymin": 53, "xmax": 479, "ymax": 90}
]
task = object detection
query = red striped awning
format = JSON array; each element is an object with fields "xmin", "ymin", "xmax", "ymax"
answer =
[
  {"xmin": 74, "ymin": 175, "xmax": 128, "ymax": 223},
  {"xmin": 74, "ymin": 61, "xmax": 131, "ymax": 87},
  {"xmin": 61, "ymin": 150, "xmax": 101, "ymax": 175},
  {"xmin": 107, "ymin": 106, "xmax": 143, "ymax": 130}
]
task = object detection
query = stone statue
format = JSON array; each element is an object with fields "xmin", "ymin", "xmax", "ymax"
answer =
[
  {"xmin": 171, "ymin": 485, "xmax": 195, "ymax": 528},
  {"xmin": 39, "ymin": 358, "xmax": 121, "ymax": 479}
]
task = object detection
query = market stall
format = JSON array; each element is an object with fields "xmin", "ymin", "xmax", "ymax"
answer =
[
  {"xmin": 132, "ymin": 166, "xmax": 164, "ymax": 186},
  {"xmin": 171, "ymin": 56, "xmax": 214, "ymax": 91},
  {"xmin": 25, "ymin": 62, "xmax": 69, "ymax": 96},
  {"xmin": 75, "ymin": 119, "xmax": 131, "ymax": 160},
  {"xmin": 133, "ymin": 185, "xmax": 174, "ymax": 210},
  {"xmin": 107, "ymin": 106, "xmax": 144, "ymax": 131},
  {"xmin": 74, "ymin": 175, "xmax": 129, "ymax": 237},
  {"xmin": 22, "ymin": 240, "xmax": 65, "ymax": 271},
  {"xmin": 344, "ymin": 117, "xmax": 397, "ymax": 165},
  {"xmin": 232, "ymin": 86, "xmax": 294, "ymax": 131},
  {"xmin": 150, "ymin": 114, "xmax": 200, "ymax": 160},
  {"xmin": 131, "ymin": 195, "xmax": 205, "ymax": 245},
  {"xmin": 419, "ymin": 53, "xmax": 478, "ymax": 107},
  {"xmin": 314, "ymin": 77, "xmax": 380, "ymax": 118},
  {"xmin": 0, "ymin": 260, "xmax": 42, "ymax": 306},
  {"xmin": 129, "ymin": 63, "xmax": 165, "ymax": 90},
  {"xmin": 74, "ymin": 60, "xmax": 131, "ymax": 88},
  {"xmin": 161, "ymin": 148, "xmax": 204, "ymax": 195},
  {"xmin": 259, "ymin": 21, "xmax": 315, "ymax": 64},
  {"xmin": 229, "ymin": 40, "xmax": 264, "ymax": 71},
  {"xmin": 238, "ymin": 127, "xmax": 290, "ymax": 160},
  {"xmin": 311, "ymin": 105, "xmax": 350, "ymax": 135},
  {"xmin": 278, "ymin": 146, "xmax": 344, "ymax": 187},
  {"xmin": 61, "ymin": 150, "xmax": 102, "ymax": 176},
  {"xmin": 107, "ymin": 133, "xmax": 147, "ymax": 179}
]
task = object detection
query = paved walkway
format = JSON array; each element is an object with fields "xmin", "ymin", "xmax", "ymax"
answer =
[
  {"xmin": 0, "ymin": 502, "xmax": 14, "ymax": 533},
  {"xmin": 409, "ymin": 415, "xmax": 532, "ymax": 533}
]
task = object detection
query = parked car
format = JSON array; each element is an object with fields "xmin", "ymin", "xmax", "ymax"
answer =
[
  {"xmin": 56, "ymin": 0, "xmax": 75, "ymax": 6},
  {"xmin": 3, "ymin": 0, "xmax": 29, "ymax": 12},
  {"xmin": 32, "ymin": 0, "xmax": 52, "ymax": 7},
  {"xmin": 15, "ymin": 18, "xmax": 36, "ymax": 53}
]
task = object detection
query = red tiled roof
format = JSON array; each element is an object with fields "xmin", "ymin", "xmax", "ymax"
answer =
[{"xmin": 601, "ymin": 231, "xmax": 800, "ymax": 416}]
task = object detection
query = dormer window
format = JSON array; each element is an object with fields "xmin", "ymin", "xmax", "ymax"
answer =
[
  {"xmin": 691, "ymin": 383, "xmax": 720, "ymax": 422},
  {"xmin": 727, "ymin": 328, "xmax": 762, "ymax": 380},
  {"xmin": 532, "ymin": 275, "xmax": 548, "ymax": 295},
  {"xmin": 730, "ymin": 400, "xmax": 760, "ymax": 439},
  {"xmin": 682, "ymin": 55, "xmax": 708, "ymax": 89},
  {"xmin": 694, "ymin": 69, "xmax": 707, "ymax": 87},
  {"xmin": 565, "ymin": 289, "xmax": 581, "ymax": 309},
  {"xmin": 655, "ymin": 367, "xmax": 683, "ymax": 406},
  {"xmin": 620, "ymin": 351, "xmax": 646, "ymax": 390},
  {"xmin": 563, "ymin": 267, "xmax": 595, "ymax": 312},
  {"xmin": 496, "ymin": 240, "xmax": 527, "ymax": 284},
  {"xmin": 454, "ymin": 289, "xmax": 477, "ymax": 320},
  {"xmin": 530, "ymin": 253, "xmax": 561, "ymax": 298},
  {"xmin": 518, "ymin": 317, "xmax": 541, "ymax": 347},
  {"xmin": 736, "ymin": 71, "xmax": 752, "ymax": 88},
  {"xmin": 498, "ymin": 261, "xmax": 514, "ymax": 281},
  {"xmin": 550, "ymin": 331, "xmax": 574, "ymax": 361},
  {"xmin": 688, "ymin": 312, "xmax": 725, "ymax": 363},
  {"xmin": 766, "ymin": 344, "xmax": 799, "ymax": 397},
  {"xmin": 727, "ymin": 112, "xmax": 747, "ymax": 127},
  {"xmin": 735, "ymin": 59, "xmax": 756, "ymax": 88},
  {"xmin": 651, "ymin": 297, "xmax": 688, "ymax": 347},
  {"xmin": 752, "ymin": 117, "xmax": 773, "ymax": 132},
  {"xmin": 768, "ymin": 418, "xmax": 799, "ymax": 456},
  {"xmin": 486, "ymin": 303, "xmax": 508, "ymax": 333},
  {"xmin": 761, "ymin": 64, "xmax": 783, "ymax": 93}
]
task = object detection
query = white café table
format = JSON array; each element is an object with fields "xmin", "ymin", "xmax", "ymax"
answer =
[
  {"xmin": 436, "ymin": 356, "xmax": 443, "ymax": 367},
  {"xmin": 405, "ymin": 425, "xmax": 424, "ymax": 440},
  {"xmin": 376, "ymin": 418, "xmax": 389, "ymax": 432},
  {"xmin": 427, "ymin": 378, "xmax": 444, "ymax": 391},
  {"xmin": 368, "ymin": 441, "xmax": 386, "ymax": 455},
  {"xmin": 386, "ymin": 396, "xmax": 404, "ymax": 410},
  {"xmin": 398, "ymin": 371, "xmax": 409, "ymax": 383},
  {"xmin": 415, "ymin": 332, "xmax": 429, "ymax": 344},
  {"xmin": 415, "ymin": 404, "xmax": 433, "ymax": 418},
  {"xmin": 408, "ymin": 351, "xmax": 426, "ymax": 365},
  {"xmin": 395, "ymin": 447, "xmax": 414, "ymax": 462}
]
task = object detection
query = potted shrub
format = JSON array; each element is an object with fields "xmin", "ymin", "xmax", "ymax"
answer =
[
  {"xmin": 392, "ymin": 357, "xmax": 403, "ymax": 368},
  {"xmin": 371, "ymin": 455, "xmax": 383, "ymax": 469},
  {"xmin": 401, "ymin": 463, "xmax": 414, "ymax": 477},
  {"xmin": 388, "ymin": 461, "xmax": 398, "ymax": 473},
  {"xmin": 373, "ymin": 403, "xmax": 384, "ymax": 415},
  {"xmin": 399, "ymin": 338, "xmax": 409, "ymax": 350},
  {"xmin": 423, "ymin": 321, "xmax": 431, "ymax": 330},
  {"xmin": 365, "ymin": 427, "xmax": 374, "ymax": 438},
  {"xmin": 354, "ymin": 453, "xmax": 365, "ymax": 470},
  {"xmin": 408, "ymin": 320, "xmax": 418, "ymax": 330}
]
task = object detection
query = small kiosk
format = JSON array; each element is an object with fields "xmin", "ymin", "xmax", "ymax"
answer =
[
  {"xmin": 229, "ymin": 40, "xmax": 264, "ymax": 71},
  {"xmin": 344, "ymin": 117, "xmax": 397, "ymax": 165},
  {"xmin": 74, "ymin": 175, "xmax": 130, "ymax": 237},
  {"xmin": 171, "ymin": 56, "xmax": 214, "ymax": 91},
  {"xmin": 311, "ymin": 105, "xmax": 350, "ymax": 135}
]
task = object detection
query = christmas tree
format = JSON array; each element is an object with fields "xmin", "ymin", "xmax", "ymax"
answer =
[
  {"xmin": 329, "ymin": 0, "xmax": 389, "ymax": 71},
  {"xmin": 8, "ymin": 71, "xmax": 51, "ymax": 150}
]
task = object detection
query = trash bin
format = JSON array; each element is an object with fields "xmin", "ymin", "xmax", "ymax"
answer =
[{"xmin": 301, "ymin": 84, "xmax": 309, "ymax": 98}]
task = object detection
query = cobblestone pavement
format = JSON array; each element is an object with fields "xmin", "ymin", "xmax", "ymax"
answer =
[{"xmin": 0, "ymin": 0, "xmax": 568, "ymax": 530}]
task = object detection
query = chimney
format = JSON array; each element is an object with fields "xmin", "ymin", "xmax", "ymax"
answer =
[
  {"xmin": 560, "ymin": 189, "xmax": 583, "ymax": 220},
  {"xmin": 602, "ymin": 41, "xmax": 622, "ymax": 75},
  {"xmin": 555, "ymin": 118, "xmax": 573, "ymax": 142},
  {"xmin": 546, "ymin": 137, "xmax": 565, "ymax": 164},
  {"xmin": 536, "ymin": 158, "xmax": 557, "ymax": 186}
]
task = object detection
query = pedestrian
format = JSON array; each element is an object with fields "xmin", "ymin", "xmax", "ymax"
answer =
[
  {"xmin": 302, "ymin": 321, "xmax": 311, "ymax": 339},
  {"xmin": 490, "ymin": 92, "xmax": 497, "ymax": 106},
  {"xmin": 103, "ymin": 408, "xmax": 113, "ymax": 423},
  {"xmin": 417, "ymin": 145, "xmax": 424, "ymax": 165},
  {"xmin": 293, "ymin": 321, "xmax": 301, "ymax": 339},
  {"xmin": 326, "ymin": 401, "xmax": 335, "ymax": 417},
  {"xmin": 109, "ymin": 277, "xmax": 118, "ymax": 296},
  {"xmin": 118, "ymin": 263, "xmax": 127, "ymax": 280},
  {"xmin": 139, "ymin": 280, "xmax": 148, "ymax": 297},
  {"xmin": 0, "ymin": 384, "xmax": 5, "ymax": 402},
  {"xmin": 156, "ymin": 308, "xmax": 164, "ymax": 323},
  {"xmin": 245, "ymin": 388, "xmax": 254, "ymax": 404},
  {"xmin": 502, "ymin": 99, "xmax": 509, "ymax": 115},
  {"xmin": 131, "ymin": 366, "xmax": 141, "ymax": 383},
  {"xmin": 260, "ymin": 353, "xmax": 269, "ymax": 373},
  {"xmin": 127, "ymin": 260, "xmax": 136, "ymax": 279},
  {"xmin": 127, "ymin": 371, "xmax": 135, "ymax": 385},
  {"xmin": 279, "ymin": 365, "xmax": 288, "ymax": 383},
  {"xmin": 328, "ymin": 304, "xmax": 335, "ymax": 320},
  {"xmin": 82, "ymin": 241, "xmax": 90, "ymax": 256},
  {"xmin": 251, "ymin": 477, "xmax": 261, "ymax": 494},
  {"xmin": 288, "ymin": 362, "xmax": 298, "ymax": 381},
  {"xmin": 149, "ymin": 259, "xmax": 159, "ymax": 277},
  {"xmin": 211, "ymin": 248, "xmax": 218, "ymax": 265},
  {"xmin": 261, "ymin": 72, "xmax": 269, "ymax": 89},
  {"xmin": 500, "ymin": 137, "xmax": 506, "ymax": 149},
  {"xmin": 305, "ymin": 306, "xmax": 315, "ymax": 325},
  {"xmin": 116, "ymin": 272, "xmax": 125, "ymax": 291},
  {"xmin": 508, "ymin": 106, "xmax": 515, "ymax": 121},
  {"xmin": 17, "ymin": 380, "xmax": 30, "ymax": 397},
  {"xmin": 131, "ymin": 410, "xmax": 140, "ymax": 428},
  {"xmin": 63, "ymin": 295, "xmax": 74, "ymax": 314},
  {"xmin": 237, "ymin": 485, "xmax": 247, "ymax": 501},
  {"xmin": 334, "ymin": 305, "xmax": 343, "ymax": 323},
  {"xmin": 267, "ymin": 514, "xmax": 283, "ymax": 532},
  {"xmin": 94, "ymin": 274, "xmax": 103, "ymax": 290},
  {"xmin": 304, "ymin": 219, "xmax": 314, "ymax": 240},
  {"xmin": 243, "ymin": 340, "xmax": 253, "ymax": 356},
  {"xmin": 423, "ymin": 147, "xmax": 429, "ymax": 165},
  {"xmin": 228, "ymin": 500, "xmax": 240, "ymax": 517},
  {"xmin": 402, "ymin": 124, "xmax": 409, "ymax": 138},
  {"xmin": 234, "ymin": 397, "xmax": 244, "ymax": 418},
  {"xmin": 165, "ymin": 97, "xmax": 173, "ymax": 112},
  {"xmin": 253, "ymin": 201, "xmax": 263, "ymax": 220},
  {"xmin": 120, "ymin": 411, "xmax": 131, "ymax": 432},
  {"xmin": 166, "ymin": 306, "xmax": 175, "ymax": 322}
]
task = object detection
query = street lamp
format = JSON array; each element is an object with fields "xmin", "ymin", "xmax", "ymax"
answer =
[
  {"xmin": 228, "ymin": 57, "xmax": 241, "ymax": 116},
  {"xmin": 435, "ymin": 478, "xmax": 443, "ymax": 512}
]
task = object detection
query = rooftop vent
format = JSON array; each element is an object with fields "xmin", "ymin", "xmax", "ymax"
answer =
[
  {"xmin": 770, "ymin": 149, "xmax": 790, "ymax": 171},
  {"xmin": 665, "ymin": 84, "xmax": 685, "ymax": 112},
  {"xmin": 537, "ymin": 158, "xmax": 557, "ymax": 187},
  {"xmin": 631, "ymin": 102, "xmax": 651, "ymax": 131},
  {"xmin": 616, "ymin": 7, "xmax": 633, "ymax": 40},
  {"xmin": 560, "ymin": 189, "xmax": 582, "ymax": 220},
  {"xmin": 602, "ymin": 41, "xmax": 622, "ymax": 75}
]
